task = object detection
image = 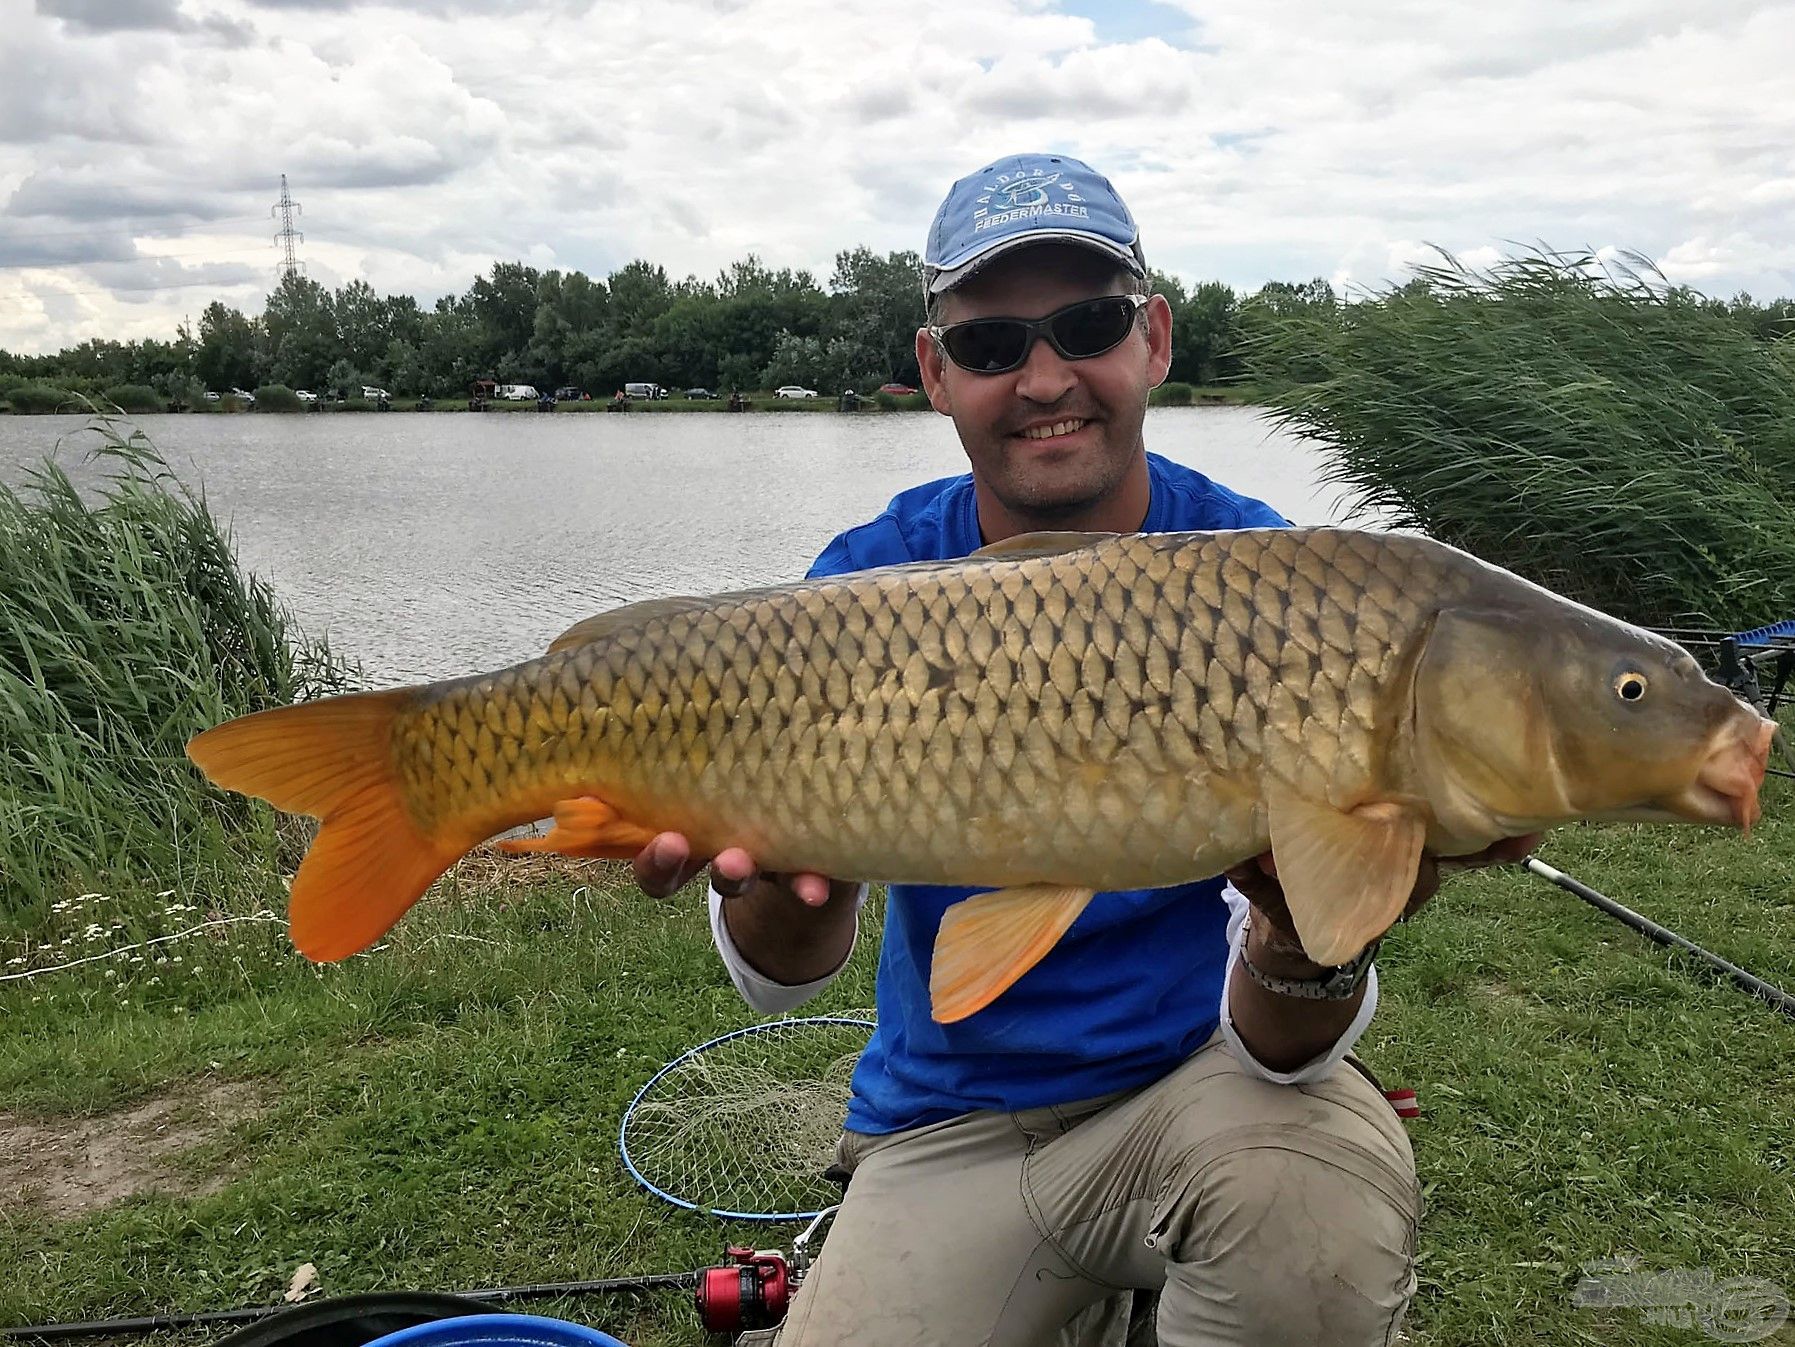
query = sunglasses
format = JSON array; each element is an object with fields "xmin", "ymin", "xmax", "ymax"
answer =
[{"xmin": 930, "ymin": 294, "xmax": 1149, "ymax": 375}]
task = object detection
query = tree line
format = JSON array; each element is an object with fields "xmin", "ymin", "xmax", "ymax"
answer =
[{"xmin": 2, "ymin": 247, "xmax": 1788, "ymax": 405}]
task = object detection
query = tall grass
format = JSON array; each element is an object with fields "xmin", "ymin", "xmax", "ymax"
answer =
[
  {"xmin": 0, "ymin": 416, "xmax": 356, "ymax": 928},
  {"xmin": 1246, "ymin": 249, "xmax": 1795, "ymax": 630}
]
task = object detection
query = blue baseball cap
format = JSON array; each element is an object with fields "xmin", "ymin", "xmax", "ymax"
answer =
[{"xmin": 923, "ymin": 153, "xmax": 1146, "ymax": 296}]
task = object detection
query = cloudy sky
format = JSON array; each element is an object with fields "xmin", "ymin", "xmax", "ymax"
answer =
[{"xmin": 2, "ymin": 0, "xmax": 1791, "ymax": 355}]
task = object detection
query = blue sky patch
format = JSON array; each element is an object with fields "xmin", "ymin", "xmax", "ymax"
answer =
[{"xmin": 1054, "ymin": 0, "xmax": 1198, "ymax": 49}]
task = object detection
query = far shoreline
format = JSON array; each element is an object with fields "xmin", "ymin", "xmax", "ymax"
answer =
[{"xmin": 0, "ymin": 384, "xmax": 1260, "ymax": 416}]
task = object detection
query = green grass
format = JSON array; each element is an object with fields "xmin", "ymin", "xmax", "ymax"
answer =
[
  {"xmin": 0, "ymin": 861, "xmax": 881, "ymax": 1346},
  {"xmin": 2, "ymin": 754, "xmax": 1790, "ymax": 1344}
]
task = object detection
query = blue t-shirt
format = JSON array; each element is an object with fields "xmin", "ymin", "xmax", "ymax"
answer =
[{"xmin": 808, "ymin": 453, "xmax": 1289, "ymax": 1134}]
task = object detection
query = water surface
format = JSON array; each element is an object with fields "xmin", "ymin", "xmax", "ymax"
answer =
[{"xmin": 0, "ymin": 408, "xmax": 1352, "ymax": 683}]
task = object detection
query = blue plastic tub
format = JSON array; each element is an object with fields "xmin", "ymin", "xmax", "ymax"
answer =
[{"xmin": 363, "ymin": 1314, "xmax": 630, "ymax": 1347}]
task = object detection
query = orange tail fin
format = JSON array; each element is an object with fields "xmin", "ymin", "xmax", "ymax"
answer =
[{"xmin": 186, "ymin": 690, "xmax": 464, "ymax": 961}]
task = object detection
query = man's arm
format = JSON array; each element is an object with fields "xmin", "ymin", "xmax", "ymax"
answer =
[{"xmin": 1223, "ymin": 836, "xmax": 1540, "ymax": 1078}]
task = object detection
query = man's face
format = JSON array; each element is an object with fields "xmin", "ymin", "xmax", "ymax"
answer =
[{"xmin": 915, "ymin": 244, "xmax": 1173, "ymax": 526}]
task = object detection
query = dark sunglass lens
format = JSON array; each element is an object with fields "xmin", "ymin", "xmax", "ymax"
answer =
[
  {"xmin": 1052, "ymin": 299, "xmax": 1133, "ymax": 358},
  {"xmin": 945, "ymin": 320, "xmax": 1030, "ymax": 372}
]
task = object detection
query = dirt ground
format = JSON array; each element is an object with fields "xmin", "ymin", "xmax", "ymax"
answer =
[{"xmin": 0, "ymin": 1080, "xmax": 263, "ymax": 1220}]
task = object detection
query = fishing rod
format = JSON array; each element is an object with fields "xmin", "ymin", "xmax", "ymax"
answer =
[
  {"xmin": 1521, "ymin": 856, "xmax": 1795, "ymax": 1020},
  {"xmin": 0, "ymin": 1233, "xmax": 823, "ymax": 1343},
  {"xmin": 0, "ymin": 1274, "xmax": 700, "ymax": 1343}
]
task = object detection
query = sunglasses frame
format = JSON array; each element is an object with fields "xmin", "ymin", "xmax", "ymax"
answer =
[{"xmin": 929, "ymin": 293, "xmax": 1150, "ymax": 375}]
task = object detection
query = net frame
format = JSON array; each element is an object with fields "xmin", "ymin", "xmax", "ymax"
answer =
[{"xmin": 618, "ymin": 1016, "xmax": 875, "ymax": 1221}]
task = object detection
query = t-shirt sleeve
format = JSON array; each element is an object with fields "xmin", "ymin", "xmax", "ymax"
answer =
[
  {"xmin": 807, "ymin": 532, "xmax": 861, "ymax": 580},
  {"xmin": 1236, "ymin": 497, "xmax": 1292, "ymax": 528},
  {"xmin": 807, "ymin": 513, "xmax": 913, "ymax": 579}
]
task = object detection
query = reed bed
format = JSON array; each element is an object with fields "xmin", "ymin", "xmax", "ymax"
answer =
[
  {"xmin": 1246, "ymin": 249, "xmax": 1795, "ymax": 631},
  {"xmin": 0, "ymin": 416, "xmax": 355, "ymax": 930}
]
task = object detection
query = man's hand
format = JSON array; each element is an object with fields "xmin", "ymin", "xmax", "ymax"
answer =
[
  {"xmin": 1223, "ymin": 833, "xmax": 1545, "ymax": 951},
  {"xmin": 634, "ymin": 832, "xmax": 860, "ymax": 986},
  {"xmin": 632, "ymin": 832, "xmax": 839, "ymax": 907}
]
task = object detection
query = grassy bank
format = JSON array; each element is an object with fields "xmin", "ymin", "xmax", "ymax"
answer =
[
  {"xmin": 2, "ymin": 778, "xmax": 1792, "ymax": 1345},
  {"xmin": 0, "ymin": 422, "xmax": 354, "ymax": 923}
]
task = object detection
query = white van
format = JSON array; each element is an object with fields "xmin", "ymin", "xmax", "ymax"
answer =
[
  {"xmin": 498, "ymin": 384, "xmax": 541, "ymax": 401},
  {"xmin": 623, "ymin": 382, "xmax": 661, "ymax": 400}
]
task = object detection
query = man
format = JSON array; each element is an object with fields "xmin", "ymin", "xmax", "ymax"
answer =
[{"xmin": 635, "ymin": 154, "xmax": 1535, "ymax": 1345}]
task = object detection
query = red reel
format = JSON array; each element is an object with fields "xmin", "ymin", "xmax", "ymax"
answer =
[{"xmin": 694, "ymin": 1246, "xmax": 791, "ymax": 1335}]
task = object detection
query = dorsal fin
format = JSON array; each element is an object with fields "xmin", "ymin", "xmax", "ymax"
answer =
[
  {"xmin": 971, "ymin": 531, "xmax": 1117, "ymax": 561},
  {"xmin": 546, "ymin": 597, "xmax": 715, "ymax": 655}
]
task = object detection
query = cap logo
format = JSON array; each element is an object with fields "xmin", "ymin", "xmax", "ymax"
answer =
[{"xmin": 971, "ymin": 167, "xmax": 1090, "ymax": 234}]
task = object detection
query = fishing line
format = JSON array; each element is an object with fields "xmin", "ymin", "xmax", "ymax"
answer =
[
  {"xmin": 0, "ymin": 914, "xmax": 284, "ymax": 983},
  {"xmin": 1521, "ymin": 857, "xmax": 1795, "ymax": 1020}
]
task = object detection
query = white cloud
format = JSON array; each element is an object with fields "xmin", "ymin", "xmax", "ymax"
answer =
[{"xmin": 1, "ymin": 0, "xmax": 1791, "ymax": 353}]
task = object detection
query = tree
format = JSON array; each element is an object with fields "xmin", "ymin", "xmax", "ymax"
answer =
[
  {"xmin": 1180, "ymin": 281, "xmax": 1240, "ymax": 385},
  {"xmin": 194, "ymin": 301, "xmax": 261, "ymax": 392},
  {"xmin": 466, "ymin": 261, "xmax": 543, "ymax": 370},
  {"xmin": 264, "ymin": 274, "xmax": 335, "ymax": 391},
  {"xmin": 830, "ymin": 247, "xmax": 924, "ymax": 384}
]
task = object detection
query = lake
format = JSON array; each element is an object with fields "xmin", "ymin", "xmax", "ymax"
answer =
[{"xmin": 0, "ymin": 407, "xmax": 1355, "ymax": 684}]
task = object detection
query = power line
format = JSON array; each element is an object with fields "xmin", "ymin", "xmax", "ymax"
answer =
[{"xmin": 271, "ymin": 174, "xmax": 303, "ymax": 282}]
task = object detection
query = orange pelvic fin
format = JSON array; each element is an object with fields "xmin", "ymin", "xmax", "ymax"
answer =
[
  {"xmin": 497, "ymin": 796, "xmax": 658, "ymax": 860},
  {"xmin": 186, "ymin": 690, "xmax": 464, "ymax": 962},
  {"xmin": 930, "ymin": 884, "xmax": 1096, "ymax": 1024},
  {"xmin": 1269, "ymin": 795, "xmax": 1426, "ymax": 967}
]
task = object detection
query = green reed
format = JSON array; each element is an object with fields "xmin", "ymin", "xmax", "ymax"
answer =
[
  {"xmin": 0, "ymin": 415, "xmax": 356, "ymax": 927},
  {"xmin": 1245, "ymin": 248, "xmax": 1795, "ymax": 630}
]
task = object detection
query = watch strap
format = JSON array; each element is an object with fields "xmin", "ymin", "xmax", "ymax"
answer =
[{"xmin": 1240, "ymin": 916, "xmax": 1380, "ymax": 1001}]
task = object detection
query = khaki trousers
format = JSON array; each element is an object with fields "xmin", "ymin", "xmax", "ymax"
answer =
[{"xmin": 742, "ymin": 1031, "xmax": 1419, "ymax": 1347}]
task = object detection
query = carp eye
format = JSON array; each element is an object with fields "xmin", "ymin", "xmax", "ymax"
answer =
[{"xmin": 1614, "ymin": 672, "xmax": 1649, "ymax": 702}]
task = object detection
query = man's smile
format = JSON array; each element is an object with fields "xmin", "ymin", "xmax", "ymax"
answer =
[{"xmin": 1014, "ymin": 417, "xmax": 1094, "ymax": 444}]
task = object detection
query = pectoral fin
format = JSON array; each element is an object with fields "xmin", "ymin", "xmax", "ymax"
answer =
[
  {"xmin": 929, "ymin": 884, "xmax": 1096, "ymax": 1024},
  {"xmin": 497, "ymin": 796, "xmax": 658, "ymax": 860},
  {"xmin": 1267, "ymin": 797, "xmax": 1426, "ymax": 967}
]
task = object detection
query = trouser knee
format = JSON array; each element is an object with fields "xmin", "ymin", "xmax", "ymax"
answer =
[{"xmin": 1151, "ymin": 1142, "xmax": 1419, "ymax": 1346}]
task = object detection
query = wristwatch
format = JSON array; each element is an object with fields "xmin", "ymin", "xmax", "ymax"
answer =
[{"xmin": 1239, "ymin": 914, "xmax": 1379, "ymax": 1001}]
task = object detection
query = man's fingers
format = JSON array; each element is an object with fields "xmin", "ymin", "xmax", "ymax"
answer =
[
  {"xmin": 788, "ymin": 872, "xmax": 833, "ymax": 907},
  {"xmin": 711, "ymin": 847, "xmax": 760, "ymax": 898},
  {"xmin": 634, "ymin": 832, "xmax": 711, "ymax": 898}
]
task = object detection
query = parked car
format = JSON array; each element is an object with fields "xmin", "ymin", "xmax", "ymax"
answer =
[
  {"xmin": 230, "ymin": 387, "xmax": 256, "ymax": 405},
  {"xmin": 497, "ymin": 384, "xmax": 540, "ymax": 401},
  {"xmin": 684, "ymin": 387, "xmax": 717, "ymax": 400},
  {"xmin": 553, "ymin": 386, "xmax": 583, "ymax": 401},
  {"xmin": 878, "ymin": 382, "xmax": 918, "ymax": 395},
  {"xmin": 622, "ymin": 381, "xmax": 659, "ymax": 400},
  {"xmin": 295, "ymin": 389, "xmax": 318, "ymax": 403},
  {"xmin": 774, "ymin": 385, "xmax": 819, "ymax": 399},
  {"xmin": 361, "ymin": 385, "xmax": 391, "ymax": 401},
  {"xmin": 202, "ymin": 390, "xmax": 221, "ymax": 402}
]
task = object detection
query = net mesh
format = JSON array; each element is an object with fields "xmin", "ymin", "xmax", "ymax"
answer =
[{"xmin": 619, "ymin": 1016, "xmax": 874, "ymax": 1219}]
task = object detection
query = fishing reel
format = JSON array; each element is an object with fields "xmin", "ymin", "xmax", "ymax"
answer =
[
  {"xmin": 694, "ymin": 1247, "xmax": 789, "ymax": 1334},
  {"xmin": 691, "ymin": 1206, "xmax": 836, "ymax": 1336}
]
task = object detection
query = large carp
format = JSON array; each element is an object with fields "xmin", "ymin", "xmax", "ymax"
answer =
[{"xmin": 188, "ymin": 528, "xmax": 1776, "ymax": 1022}]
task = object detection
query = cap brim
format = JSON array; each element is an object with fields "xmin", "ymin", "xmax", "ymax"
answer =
[{"xmin": 925, "ymin": 232, "xmax": 1143, "ymax": 295}]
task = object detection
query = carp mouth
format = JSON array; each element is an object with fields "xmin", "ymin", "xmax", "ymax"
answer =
[{"xmin": 1658, "ymin": 714, "xmax": 1776, "ymax": 833}]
